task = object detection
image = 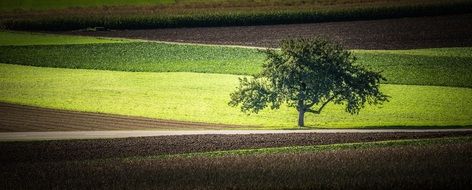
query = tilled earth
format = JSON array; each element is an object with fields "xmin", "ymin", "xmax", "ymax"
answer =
[
  {"xmin": 1, "ymin": 137, "xmax": 472, "ymax": 189},
  {"xmin": 63, "ymin": 14, "xmax": 472, "ymax": 49},
  {"xmin": 0, "ymin": 102, "xmax": 241, "ymax": 132},
  {"xmin": 1, "ymin": 131, "xmax": 471, "ymax": 163}
]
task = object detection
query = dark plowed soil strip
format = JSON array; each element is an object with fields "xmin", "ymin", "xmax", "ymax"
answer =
[
  {"xmin": 0, "ymin": 102, "xmax": 243, "ymax": 132},
  {"xmin": 5, "ymin": 142, "xmax": 469, "ymax": 189},
  {"xmin": 1, "ymin": 131, "xmax": 471, "ymax": 163},
  {"xmin": 63, "ymin": 14, "xmax": 472, "ymax": 49}
]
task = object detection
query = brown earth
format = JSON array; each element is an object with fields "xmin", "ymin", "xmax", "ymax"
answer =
[
  {"xmin": 63, "ymin": 14, "xmax": 472, "ymax": 49},
  {"xmin": 0, "ymin": 102, "xmax": 242, "ymax": 132},
  {"xmin": 1, "ymin": 139, "xmax": 472, "ymax": 189},
  {"xmin": 1, "ymin": 131, "xmax": 471, "ymax": 163}
]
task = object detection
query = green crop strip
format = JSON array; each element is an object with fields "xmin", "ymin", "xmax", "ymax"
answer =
[
  {"xmin": 0, "ymin": 42, "xmax": 470, "ymax": 87},
  {"xmin": 354, "ymin": 49, "xmax": 472, "ymax": 88},
  {"xmin": 0, "ymin": 42, "xmax": 265, "ymax": 75}
]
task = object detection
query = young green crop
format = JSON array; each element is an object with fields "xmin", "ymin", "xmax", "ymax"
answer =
[
  {"xmin": 0, "ymin": 42, "xmax": 470, "ymax": 87},
  {"xmin": 1, "ymin": 64, "xmax": 471, "ymax": 128},
  {"xmin": 354, "ymin": 48, "xmax": 472, "ymax": 88},
  {"xmin": 0, "ymin": 42, "xmax": 265, "ymax": 75}
]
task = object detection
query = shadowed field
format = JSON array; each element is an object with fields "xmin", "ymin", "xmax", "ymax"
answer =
[
  {"xmin": 1, "ymin": 136, "xmax": 471, "ymax": 189},
  {"xmin": 2, "ymin": 132, "xmax": 472, "ymax": 163}
]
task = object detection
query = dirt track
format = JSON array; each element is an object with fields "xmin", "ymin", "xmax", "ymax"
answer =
[
  {"xmin": 64, "ymin": 14, "xmax": 472, "ymax": 49},
  {"xmin": 2, "ymin": 129, "xmax": 472, "ymax": 141},
  {"xmin": 0, "ymin": 102, "xmax": 241, "ymax": 132}
]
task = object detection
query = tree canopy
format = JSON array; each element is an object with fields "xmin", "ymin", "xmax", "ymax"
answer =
[{"xmin": 229, "ymin": 37, "xmax": 389, "ymax": 127}]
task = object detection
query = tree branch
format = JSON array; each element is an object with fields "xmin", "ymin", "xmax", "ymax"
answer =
[
  {"xmin": 305, "ymin": 109, "xmax": 320, "ymax": 114},
  {"xmin": 317, "ymin": 95, "xmax": 336, "ymax": 112},
  {"xmin": 305, "ymin": 101, "xmax": 316, "ymax": 108},
  {"xmin": 306, "ymin": 95, "xmax": 337, "ymax": 114}
]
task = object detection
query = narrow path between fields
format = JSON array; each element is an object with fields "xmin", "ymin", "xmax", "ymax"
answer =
[{"xmin": 2, "ymin": 129, "xmax": 472, "ymax": 141}]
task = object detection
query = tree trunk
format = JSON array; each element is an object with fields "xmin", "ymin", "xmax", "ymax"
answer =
[
  {"xmin": 298, "ymin": 110, "xmax": 305, "ymax": 128},
  {"xmin": 297, "ymin": 84, "xmax": 306, "ymax": 128}
]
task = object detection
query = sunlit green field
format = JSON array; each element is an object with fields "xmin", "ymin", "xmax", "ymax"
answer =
[
  {"xmin": 0, "ymin": 31, "xmax": 471, "ymax": 128},
  {"xmin": 1, "ymin": 63, "xmax": 471, "ymax": 128}
]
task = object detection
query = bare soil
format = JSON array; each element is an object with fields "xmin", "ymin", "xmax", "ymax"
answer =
[
  {"xmin": 1, "ymin": 140, "xmax": 471, "ymax": 189},
  {"xmin": 0, "ymin": 102, "xmax": 242, "ymax": 132},
  {"xmin": 1, "ymin": 131, "xmax": 471, "ymax": 163},
  {"xmin": 63, "ymin": 14, "xmax": 472, "ymax": 49}
]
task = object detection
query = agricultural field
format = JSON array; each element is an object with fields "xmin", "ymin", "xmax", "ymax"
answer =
[
  {"xmin": 1, "ymin": 0, "xmax": 471, "ymax": 31},
  {"xmin": 0, "ymin": 30, "xmax": 129, "ymax": 45},
  {"xmin": 1, "ymin": 1, "xmax": 472, "ymax": 188},
  {"xmin": 0, "ymin": 0, "xmax": 462, "ymax": 11},
  {"xmin": 1, "ymin": 40, "xmax": 471, "ymax": 87},
  {"xmin": 1, "ymin": 135, "xmax": 472, "ymax": 189},
  {"xmin": 72, "ymin": 13, "xmax": 472, "ymax": 50},
  {"xmin": 1, "ymin": 31, "xmax": 472, "ymax": 128},
  {"xmin": 1, "ymin": 63, "xmax": 472, "ymax": 128}
]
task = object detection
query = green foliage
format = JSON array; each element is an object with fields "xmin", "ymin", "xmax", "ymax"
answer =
[
  {"xmin": 1, "ymin": 63, "xmax": 471, "ymax": 128},
  {"xmin": 2, "ymin": 1, "xmax": 471, "ymax": 31},
  {"xmin": 229, "ymin": 37, "xmax": 388, "ymax": 126}
]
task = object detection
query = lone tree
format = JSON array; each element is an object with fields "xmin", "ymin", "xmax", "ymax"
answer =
[{"xmin": 229, "ymin": 37, "xmax": 389, "ymax": 127}]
